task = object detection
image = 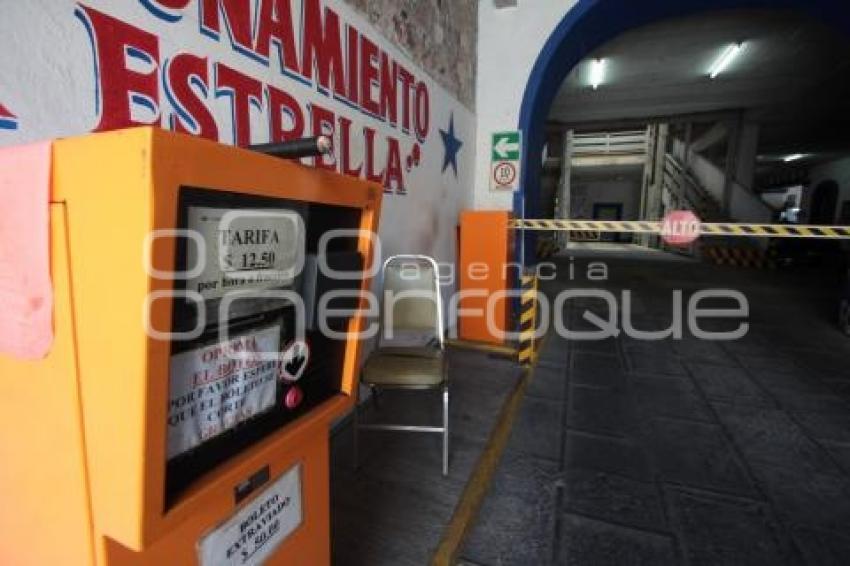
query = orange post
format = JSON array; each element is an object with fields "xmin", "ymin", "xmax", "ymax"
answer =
[
  {"xmin": 458, "ymin": 210, "xmax": 514, "ymax": 345},
  {"xmin": 0, "ymin": 128, "xmax": 382, "ymax": 565}
]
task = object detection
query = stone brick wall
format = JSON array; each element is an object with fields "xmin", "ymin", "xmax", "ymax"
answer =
[{"xmin": 342, "ymin": 0, "xmax": 477, "ymax": 110}]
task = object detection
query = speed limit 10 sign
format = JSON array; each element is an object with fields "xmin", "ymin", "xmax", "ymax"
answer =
[
  {"xmin": 492, "ymin": 161, "xmax": 517, "ymax": 189},
  {"xmin": 490, "ymin": 131, "xmax": 522, "ymax": 191}
]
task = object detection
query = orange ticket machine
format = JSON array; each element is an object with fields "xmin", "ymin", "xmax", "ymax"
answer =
[{"xmin": 0, "ymin": 128, "xmax": 382, "ymax": 565}]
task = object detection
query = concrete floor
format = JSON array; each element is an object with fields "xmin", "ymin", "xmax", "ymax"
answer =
[
  {"xmin": 330, "ymin": 347, "xmax": 522, "ymax": 566},
  {"xmin": 460, "ymin": 245, "xmax": 850, "ymax": 565}
]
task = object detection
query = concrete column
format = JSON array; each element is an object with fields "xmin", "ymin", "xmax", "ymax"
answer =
[
  {"xmin": 637, "ymin": 125, "xmax": 654, "ymax": 246},
  {"xmin": 735, "ymin": 121, "xmax": 759, "ymax": 190},
  {"xmin": 643, "ymin": 123, "xmax": 668, "ymax": 248},
  {"xmin": 556, "ymin": 129, "xmax": 573, "ymax": 247},
  {"xmin": 720, "ymin": 115, "xmax": 759, "ymax": 217},
  {"xmin": 683, "ymin": 122, "xmax": 693, "ymax": 166},
  {"xmin": 649, "ymin": 124, "xmax": 669, "ymax": 219},
  {"xmin": 722, "ymin": 115, "xmax": 741, "ymax": 216}
]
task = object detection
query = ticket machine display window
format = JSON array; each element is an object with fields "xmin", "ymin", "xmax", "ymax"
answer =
[{"xmin": 166, "ymin": 187, "xmax": 364, "ymax": 506}]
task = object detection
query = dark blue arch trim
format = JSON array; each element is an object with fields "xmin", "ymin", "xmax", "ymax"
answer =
[{"xmin": 516, "ymin": 0, "xmax": 850, "ymax": 263}]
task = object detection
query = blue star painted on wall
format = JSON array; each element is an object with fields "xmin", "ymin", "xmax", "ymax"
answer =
[{"xmin": 439, "ymin": 112, "xmax": 463, "ymax": 177}]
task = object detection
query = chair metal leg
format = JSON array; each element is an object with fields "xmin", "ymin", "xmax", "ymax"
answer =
[
  {"xmin": 352, "ymin": 384, "xmax": 360, "ymax": 472},
  {"xmin": 442, "ymin": 386, "xmax": 449, "ymax": 476},
  {"xmin": 357, "ymin": 381, "xmax": 449, "ymax": 476},
  {"xmin": 370, "ymin": 384, "xmax": 381, "ymax": 411}
]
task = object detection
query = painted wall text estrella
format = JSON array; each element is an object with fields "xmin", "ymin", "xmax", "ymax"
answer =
[{"xmin": 74, "ymin": 0, "xmax": 433, "ymax": 194}]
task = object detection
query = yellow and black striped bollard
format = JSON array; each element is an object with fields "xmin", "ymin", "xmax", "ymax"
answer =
[{"xmin": 518, "ymin": 274, "xmax": 538, "ymax": 366}]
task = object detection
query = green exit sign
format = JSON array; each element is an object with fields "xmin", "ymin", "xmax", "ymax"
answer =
[{"xmin": 492, "ymin": 131, "xmax": 521, "ymax": 161}]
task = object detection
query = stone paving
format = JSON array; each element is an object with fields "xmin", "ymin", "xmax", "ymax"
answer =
[
  {"xmin": 331, "ymin": 347, "xmax": 522, "ymax": 566},
  {"xmin": 461, "ymin": 246, "xmax": 850, "ymax": 565}
]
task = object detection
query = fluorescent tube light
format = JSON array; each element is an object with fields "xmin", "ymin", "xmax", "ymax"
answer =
[
  {"xmin": 590, "ymin": 58, "xmax": 606, "ymax": 90},
  {"xmin": 709, "ymin": 42, "xmax": 745, "ymax": 79},
  {"xmin": 783, "ymin": 153, "xmax": 805, "ymax": 162}
]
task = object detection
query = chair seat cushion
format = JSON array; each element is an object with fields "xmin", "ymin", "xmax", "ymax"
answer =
[
  {"xmin": 362, "ymin": 351, "xmax": 445, "ymax": 387},
  {"xmin": 378, "ymin": 346, "xmax": 442, "ymax": 359}
]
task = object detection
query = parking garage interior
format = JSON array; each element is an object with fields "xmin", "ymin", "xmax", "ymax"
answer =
[{"xmin": 331, "ymin": 6, "xmax": 850, "ymax": 566}]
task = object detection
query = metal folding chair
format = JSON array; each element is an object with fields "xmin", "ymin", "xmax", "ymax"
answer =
[{"xmin": 352, "ymin": 255, "xmax": 449, "ymax": 476}]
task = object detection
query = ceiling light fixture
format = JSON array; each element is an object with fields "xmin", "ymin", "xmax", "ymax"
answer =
[
  {"xmin": 590, "ymin": 58, "xmax": 606, "ymax": 90},
  {"xmin": 783, "ymin": 153, "xmax": 805, "ymax": 162},
  {"xmin": 708, "ymin": 42, "xmax": 745, "ymax": 79}
]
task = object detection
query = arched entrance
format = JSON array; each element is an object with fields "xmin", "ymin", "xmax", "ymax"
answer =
[
  {"xmin": 515, "ymin": 0, "xmax": 850, "ymax": 260},
  {"xmin": 810, "ymin": 180, "xmax": 839, "ymax": 224}
]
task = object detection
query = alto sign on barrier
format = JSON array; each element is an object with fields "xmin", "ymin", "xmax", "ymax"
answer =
[
  {"xmin": 661, "ymin": 210, "xmax": 701, "ymax": 246},
  {"xmin": 490, "ymin": 131, "xmax": 522, "ymax": 191}
]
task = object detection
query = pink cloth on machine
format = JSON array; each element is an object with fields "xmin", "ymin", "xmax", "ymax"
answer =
[{"xmin": 0, "ymin": 142, "xmax": 53, "ymax": 359}]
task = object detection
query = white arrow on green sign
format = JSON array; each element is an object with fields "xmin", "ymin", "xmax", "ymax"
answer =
[
  {"xmin": 492, "ymin": 131, "xmax": 521, "ymax": 161},
  {"xmin": 490, "ymin": 130, "xmax": 522, "ymax": 192}
]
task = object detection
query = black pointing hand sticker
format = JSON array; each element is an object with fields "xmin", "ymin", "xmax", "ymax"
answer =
[{"xmin": 281, "ymin": 341, "xmax": 309, "ymax": 382}]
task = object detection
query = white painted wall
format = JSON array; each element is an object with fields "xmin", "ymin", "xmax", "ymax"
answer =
[
  {"xmin": 761, "ymin": 189, "xmax": 796, "ymax": 211},
  {"xmin": 571, "ymin": 175, "xmax": 642, "ymax": 220},
  {"xmin": 0, "ymin": 1, "xmax": 475, "ymax": 290},
  {"xmin": 474, "ymin": 0, "xmax": 577, "ymax": 211},
  {"xmin": 672, "ymin": 139, "xmax": 772, "ymax": 222}
]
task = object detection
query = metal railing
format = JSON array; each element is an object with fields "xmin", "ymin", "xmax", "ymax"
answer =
[
  {"xmin": 572, "ymin": 130, "xmax": 648, "ymax": 156},
  {"xmin": 663, "ymin": 154, "xmax": 724, "ymax": 221}
]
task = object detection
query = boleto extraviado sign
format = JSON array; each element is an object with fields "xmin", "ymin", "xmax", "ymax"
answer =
[{"xmin": 198, "ymin": 464, "xmax": 303, "ymax": 566}]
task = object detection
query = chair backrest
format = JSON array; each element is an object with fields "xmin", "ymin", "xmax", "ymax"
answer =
[{"xmin": 379, "ymin": 255, "xmax": 444, "ymax": 348}]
